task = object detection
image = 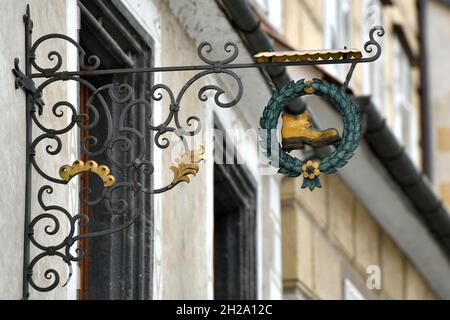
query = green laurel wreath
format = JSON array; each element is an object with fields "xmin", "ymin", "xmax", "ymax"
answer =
[{"xmin": 259, "ymin": 78, "xmax": 361, "ymax": 191}]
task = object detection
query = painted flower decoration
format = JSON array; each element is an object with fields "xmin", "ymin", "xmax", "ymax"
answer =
[{"xmin": 301, "ymin": 160, "xmax": 322, "ymax": 190}]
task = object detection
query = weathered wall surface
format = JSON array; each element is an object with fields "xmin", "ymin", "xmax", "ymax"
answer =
[
  {"xmin": 0, "ymin": 0, "xmax": 79, "ymax": 299},
  {"xmin": 121, "ymin": 0, "xmax": 215, "ymax": 299},
  {"xmin": 281, "ymin": 56, "xmax": 450, "ymax": 298},
  {"xmin": 276, "ymin": 0, "xmax": 446, "ymax": 300},
  {"xmin": 123, "ymin": 0, "xmax": 281, "ymax": 299},
  {"xmin": 0, "ymin": 0, "xmax": 29, "ymax": 299},
  {"xmin": 281, "ymin": 175, "xmax": 437, "ymax": 300},
  {"xmin": 426, "ymin": 1, "xmax": 450, "ymax": 208}
]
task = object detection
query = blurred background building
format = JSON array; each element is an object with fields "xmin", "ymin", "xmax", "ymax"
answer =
[
  {"xmin": 252, "ymin": 0, "xmax": 450, "ymax": 299},
  {"xmin": 0, "ymin": 0, "xmax": 449, "ymax": 300}
]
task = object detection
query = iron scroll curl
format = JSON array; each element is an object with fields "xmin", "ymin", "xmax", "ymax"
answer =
[{"xmin": 17, "ymin": 22, "xmax": 243, "ymax": 295}]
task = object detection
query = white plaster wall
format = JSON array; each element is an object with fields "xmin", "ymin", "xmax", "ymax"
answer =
[
  {"xmin": 121, "ymin": 0, "xmax": 213, "ymax": 299},
  {"xmin": 122, "ymin": 0, "xmax": 283, "ymax": 299},
  {"xmin": 0, "ymin": 0, "xmax": 27, "ymax": 300},
  {"xmin": 0, "ymin": 0, "xmax": 79, "ymax": 299},
  {"xmin": 166, "ymin": 0, "xmax": 284, "ymax": 299}
]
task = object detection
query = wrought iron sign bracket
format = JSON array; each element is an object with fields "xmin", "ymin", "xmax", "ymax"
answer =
[
  {"xmin": 13, "ymin": 58, "xmax": 45, "ymax": 113},
  {"xmin": 12, "ymin": 5, "xmax": 384, "ymax": 299}
]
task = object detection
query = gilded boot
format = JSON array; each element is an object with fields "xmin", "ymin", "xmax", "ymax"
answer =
[{"xmin": 281, "ymin": 112, "xmax": 341, "ymax": 151}]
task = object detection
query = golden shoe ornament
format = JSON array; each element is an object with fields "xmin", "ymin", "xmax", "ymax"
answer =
[{"xmin": 281, "ymin": 111, "xmax": 341, "ymax": 151}]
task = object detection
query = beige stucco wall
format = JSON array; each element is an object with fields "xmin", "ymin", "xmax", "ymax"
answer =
[
  {"xmin": 278, "ymin": 0, "xmax": 440, "ymax": 299},
  {"xmin": 426, "ymin": 1, "xmax": 450, "ymax": 208},
  {"xmin": 281, "ymin": 175, "xmax": 437, "ymax": 300}
]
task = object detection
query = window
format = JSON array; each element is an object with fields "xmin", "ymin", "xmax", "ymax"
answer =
[
  {"xmin": 253, "ymin": 0, "xmax": 283, "ymax": 32},
  {"xmin": 213, "ymin": 116, "xmax": 257, "ymax": 300},
  {"xmin": 324, "ymin": 0, "xmax": 352, "ymax": 78},
  {"xmin": 362, "ymin": 0, "xmax": 385, "ymax": 114},
  {"xmin": 79, "ymin": 0, "xmax": 154, "ymax": 300},
  {"xmin": 392, "ymin": 34, "xmax": 419, "ymax": 166},
  {"xmin": 324, "ymin": 0, "xmax": 352, "ymax": 49},
  {"xmin": 344, "ymin": 278, "xmax": 366, "ymax": 300}
]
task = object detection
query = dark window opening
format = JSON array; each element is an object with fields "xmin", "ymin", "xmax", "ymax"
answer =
[
  {"xmin": 78, "ymin": 0, "xmax": 154, "ymax": 300},
  {"xmin": 213, "ymin": 116, "xmax": 257, "ymax": 299}
]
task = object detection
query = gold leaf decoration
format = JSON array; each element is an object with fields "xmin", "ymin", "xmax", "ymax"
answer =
[
  {"xmin": 59, "ymin": 160, "xmax": 116, "ymax": 188},
  {"xmin": 253, "ymin": 48, "xmax": 362, "ymax": 63},
  {"xmin": 304, "ymin": 80, "xmax": 316, "ymax": 94},
  {"xmin": 169, "ymin": 145, "xmax": 206, "ymax": 189}
]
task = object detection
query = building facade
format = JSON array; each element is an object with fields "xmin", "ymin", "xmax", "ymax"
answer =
[
  {"xmin": 425, "ymin": 0, "xmax": 450, "ymax": 208},
  {"xmin": 0, "ymin": 0, "xmax": 282, "ymax": 300},
  {"xmin": 256, "ymin": 0, "xmax": 450, "ymax": 299},
  {"xmin": 0, "ymin": 0, "xmax": 449, "ymax": 300}
]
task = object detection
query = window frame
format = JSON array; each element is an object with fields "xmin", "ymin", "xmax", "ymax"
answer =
[
  {"xmin": 78, "ymin": 0, "xmax": 155, "ymax": 300},
  {"xmin": 323, "ymin": 0, "xmax": 353, "ymax": 79},
  {"xmin": 391, "ymin": 33, "xmax": 420, "ymax": 166},
  {"xmin": 213, "ymin": 115, "xmax": 258, "ymax": 300},
  {"xmin": 252, "ymin": 0, "xmax": 284, "ymax": 32},
  {"xmin": 361, "ymin": 0, "xmax": 386, "ymax": 114}
]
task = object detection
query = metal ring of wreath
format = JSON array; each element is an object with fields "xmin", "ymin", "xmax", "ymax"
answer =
[{"xmin": 259, "ymin": 78, "xmax": 362, "ymax": 191}]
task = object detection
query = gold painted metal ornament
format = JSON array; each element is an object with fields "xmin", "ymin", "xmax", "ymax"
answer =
[
  {"xmin": 59, "ymin": 160, "xmax": 116, "ymax": 187},
  {"xmin": 302, "ymin": 160, "xmax": 321, "ymax": 180},
  {"xmin": 280, "ymin": 80, "xmax": 341, "ymax": 151},
  {"xmin": 281, "ymin": 111, "xmax": 340, "ymax": 151},
  {"xmin": 169, "ymin": 145, "xmax": 206, "ymax": 189},
  {"xmin": 303, "ymin": 80, "xmax": 316, "ymax": 94},
  {"xmin": 253, "ymin": 48, "xmax": 363, "ymax": 63}
]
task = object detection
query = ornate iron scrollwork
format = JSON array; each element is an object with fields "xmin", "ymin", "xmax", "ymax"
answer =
[
  {"xmin": 12, "ymin": 5, "xmax": 384, "ymax": 299},
  {"xmin": 13, "ymin": 5, "xmax": 239, "ymax": 299}
]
